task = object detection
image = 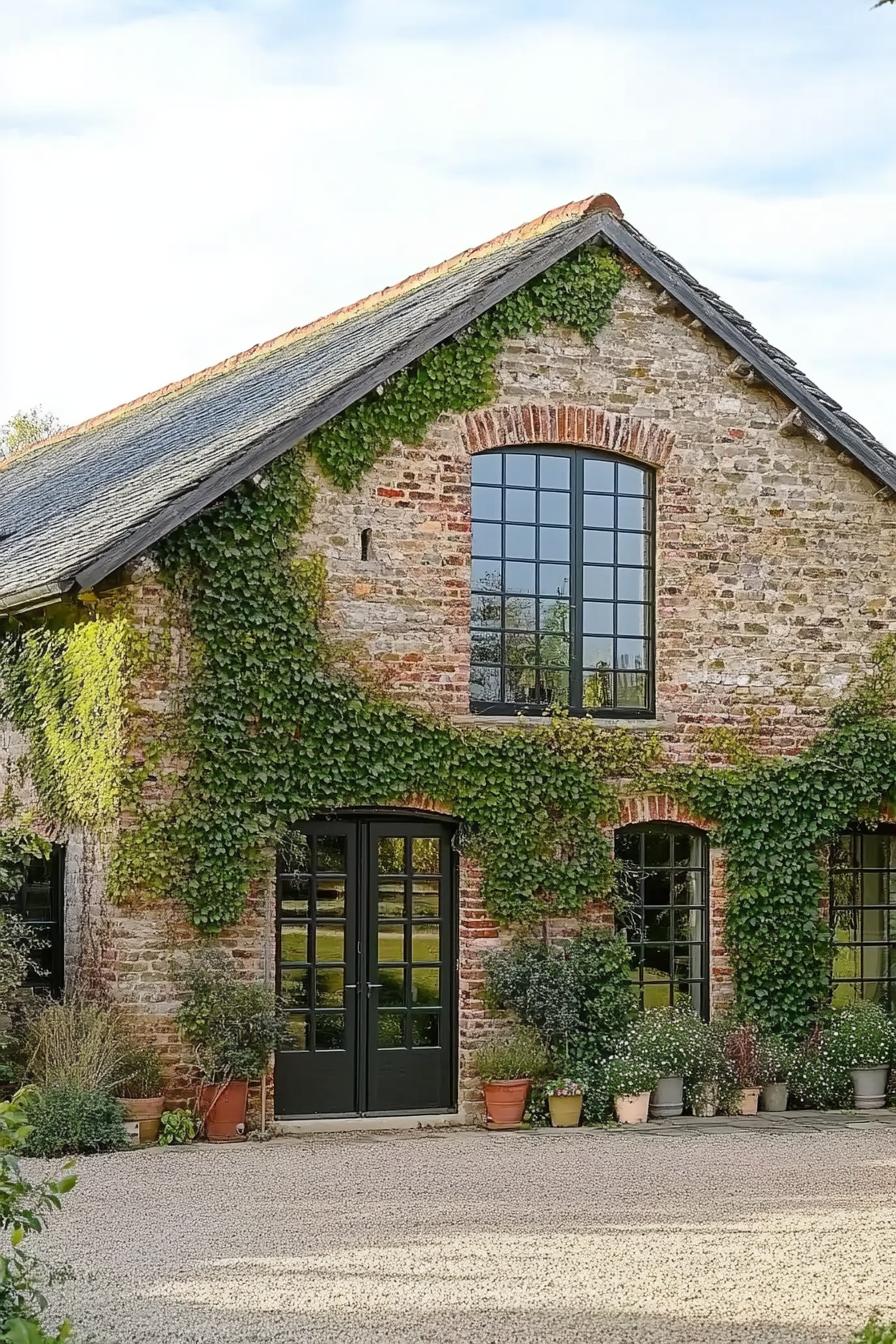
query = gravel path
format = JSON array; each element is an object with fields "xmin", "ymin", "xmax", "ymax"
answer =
[{"xmin": 34, "ymin": 1124, "xmax": 896, "ymax": 1343}]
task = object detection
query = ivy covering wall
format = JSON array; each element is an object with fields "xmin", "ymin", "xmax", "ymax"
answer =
[{"xmin": 2, "ymin": 240, "xmax": 896, "ymax": 1042}]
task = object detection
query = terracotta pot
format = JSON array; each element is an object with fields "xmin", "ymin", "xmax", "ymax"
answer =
[
  {"xmin": 736, "ymin": 1086, "xmax": 762, "ymax": 1116},
  {"xmin": 482, "ymin": 1078, "xmax": 530, "ymax": 1129},
  {"xmin": 760, "ymin": 1082, "xmax": 789, "ymax": 1113},
  {"xmin": 200, "ymin": 1080, "xmax": 249, "ymax": 1142},
  {"xmin": 649, "ymin": 1075, "xmax": 684, "ymax": 1119},
  {"xmin": 120, "ymin": 1096, "xmax": 165, "ymax": 1144},
  {"xmin": 614, "ymin": 1091, "xmax": 650, "ymax": 1125},
  {"xmin": 548, "ymin": 1094, "xmax": 583, "ymax": 1128}
]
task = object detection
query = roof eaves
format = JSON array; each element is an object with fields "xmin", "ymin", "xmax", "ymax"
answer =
[{"xmin": 598, "ymin": 216, "xmax": 896, "ymax": 493}]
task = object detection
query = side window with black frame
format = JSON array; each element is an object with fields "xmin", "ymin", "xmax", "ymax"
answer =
[
  {"xmin": 470, "ymin": 446, "xmax": 654, "ymax": 715},
  {"xmin": 830, "ymin": 829, "xmax": 896, "ymax": 1008},
  {"xmin": 10, "ymin": 845, "xmax": 65, "ymax": 995},
  {"xmin": 615, "ymin": 823, "xmax": 708, "ymax": 1019}
]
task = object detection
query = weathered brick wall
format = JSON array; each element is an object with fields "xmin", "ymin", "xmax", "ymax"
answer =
[{"xmin": 4, "ymin": 261, "xmax": 895, "ymax": 1122}]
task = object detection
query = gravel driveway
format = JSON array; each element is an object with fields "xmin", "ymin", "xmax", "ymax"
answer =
[{"xmin": 35, "ymin": 1123, "xmax": 896, "ymax": 1343}]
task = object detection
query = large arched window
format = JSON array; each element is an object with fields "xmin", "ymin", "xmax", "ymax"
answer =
[
  {"xmin": 470, "ymin": 446, "xmax": 654, "ymax": 715},
  {"xmin": 615, "ymin": 824, "xmax": 709, "ymax": 1018},
  {"xmin": 830, "ymin": 829, "xmax": 896, "ymax": 1008}
]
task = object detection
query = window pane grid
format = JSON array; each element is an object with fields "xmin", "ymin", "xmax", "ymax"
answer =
[
  {"xmin": 471, "ymin": 447, "xmax": 653, "ymax": 714},
  {"xmin": 831, "ymin": 830, "xmax": 896, "ymax": 1007},
  {"xmin": 615, "ymin": 825, "xmax": 708, "ymax": 1018}
]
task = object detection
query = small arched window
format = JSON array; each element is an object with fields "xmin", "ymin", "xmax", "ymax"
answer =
[
  {"xmin": 470, "ymin": 446, "xmax": 654, "ymax": 715},
  {"xmin": 615, "ymin": 824, "xmax": 709, "ymax": 1019}
]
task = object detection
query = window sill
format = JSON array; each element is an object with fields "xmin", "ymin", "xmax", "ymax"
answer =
[{"xmin": 451, "ymin": 714, "xmax": 676, "ymax": 731}]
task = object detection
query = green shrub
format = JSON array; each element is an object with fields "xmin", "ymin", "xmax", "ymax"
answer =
[
  {"xmin": 158, "ymin": 1108, "xmax": 197, "ymax": 1146},
  {"xmin": 22, "ymin": 1086, "xmax": 128, "ymax": 1158},
  {"xmin": 0, "ymin": 1091, "xmax": 76, "ymax": 1340},
  {"xmin": 851, "ymin": 1319, "xmax": 896, "ymax": 1343},
  {"xmin": 788, "ymin": 1027, "xmax": 851, "ymax": 1109},
  {"xmin": 117, "ymin": 1043, "xmax": 164, "ymax": 1099},
  {"xmin": 473, "ymin": 1029, "xmax": 550, "ymax": 1083},
  {"xmin": 757, "ymin": 1032, "xmax": 796, "ymax": 1086},
  {"xmin": 827, "ymin": 1002, "xmax": 895, "ymax": 1070},
  {"xmin": 24, "ymin": 997, "xmax": 132, "ymax": 1094},
  {"xmin": 483, "ymin": 929, "xmax": 635, "ymax": 1066},
  {"xmin": 177, "ymin": 950, "xmax": 280, "ymax": 1083}
]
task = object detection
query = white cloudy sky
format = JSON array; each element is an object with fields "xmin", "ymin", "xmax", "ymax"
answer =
[{"xmin": 1, "ymin": 0, "xmax": 894, "ymax": 444}]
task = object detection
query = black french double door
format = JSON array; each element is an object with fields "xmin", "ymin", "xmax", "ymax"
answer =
[{"xmin": 274, "ymin": 814, "xmax": 457, "ymax": 1118}]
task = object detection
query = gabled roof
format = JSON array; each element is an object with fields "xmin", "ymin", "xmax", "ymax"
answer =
[{"xmin": 1, "ymin": 194, "xmax": 892, "ymax": 614}]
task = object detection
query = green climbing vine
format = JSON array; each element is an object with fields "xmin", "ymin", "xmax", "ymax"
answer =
[
  {"xmin": 669, "ymin": 642, "xmax": 896, "ymax": 1038},
  {"xmin": 4, "ymin": 236, "xmax": 896, "ymax": 1046},
  {"xmin": 0, "ymin": 611, "xmax": 145, "ymax": 831}
]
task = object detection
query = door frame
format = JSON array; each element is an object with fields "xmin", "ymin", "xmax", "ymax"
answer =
[{"xmin": 274, "ymin": 807, "xmax": 459, "ymax": 1120}]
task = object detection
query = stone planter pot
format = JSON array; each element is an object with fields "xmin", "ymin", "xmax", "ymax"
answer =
[
  {"xmin": 760, "ymin": 1082, "xmax": 789, "ymax": 1113},
  {"xmin": 548, "ymin": 1094, "xmax": 583, "ymax": 1128},
  {"xmin": 199, "ymin": 1080, "xmax": 249, "ymax": 1142},
  {"xmin": 851, "ymin": 1066, "xmax": 889, "ymax": 1110},
  {"xmin": 736, "ymin": 1086, "xmax": 762, "ymax": 1116},
  {"xmin": 483, "ymin": 1078, "xmax": 531, "ymax": 1130},
  {"xmin": 691, "ymin": 1083, "xmax": 718, "ymax": 1118},
  {"xmin": 120, "ymin": 1096, "xmax": 164, "ymax": 1144},
  {"xmin": 614, "ymin": 1091, "xmax": 650, "ymax": 1125},
  {"xmin": 649, "ymin": 1075, "xmax": 684, "ymax": 1120}
]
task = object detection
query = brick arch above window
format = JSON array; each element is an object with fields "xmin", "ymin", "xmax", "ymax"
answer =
[
  {"xmin": 616, "ymin": 794, "xmax": 713, "ymax": 832},
  {"xmin": 461, "ymin": 404, "xmax": 676, "ymax": 469}
]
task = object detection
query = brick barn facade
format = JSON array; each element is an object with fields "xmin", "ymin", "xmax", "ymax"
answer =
[{"xmin": 2, "ymin": 193, "xmax": 896, "ymax": 1123}]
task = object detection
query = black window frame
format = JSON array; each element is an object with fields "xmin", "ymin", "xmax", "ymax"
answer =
[
  {"xmin": 614, "ymin": 823, "xmax": 709, "ymax": 1020},
  {"xmin": 469, "ymin": 445, "xmax": 656, "ymax": 717},
  {"xmin": 830, "ymin": 827, "xmax": 896, "ymax": 1008},
  {"xmin": 9, "ymin": 845, "xmax": 65, "ymax": 996}
]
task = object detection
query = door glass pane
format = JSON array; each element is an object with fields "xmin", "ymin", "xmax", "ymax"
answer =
[
  {"xmin": 316, "ymin": 968, "xmax": 344, "ymax": 1008},
  {"xmin": 379, "ymin": 967, "xmax": 405, "ymax": 1006},
  {"xmin": 281, "ymin": 967, "xmax": 309, "ymax": 1008},
  {"xmin": 583, "ymin": 458, "xmax": 615, "ymax": 492},
  {"xmin": 412, "ymin": 966, "xmax": 440, "ymax": 1005},
  {"xmin": 378, "ymin": 923, "xmax": 404, "ymax": 963},
  {"xmin": 472, "ymin": 453, "xmax": 502, "ymax": 484},
  {"xmin": 280, "ymin": 925, "xmax": 309, "ymax": 963},
  {"xmin": 506, "ymin": 489, "xmax": 536, "ymax": 522},
  {"xmin": 505, "ymin": 454, "xmax": 536, "ymax": 486},
  {"xmin": 284, "ymin": 1015, "xmax": 308, "ymax": 1050},
  {"xmin": 316, "ymin": 836, "xmax": 347, "ymax": 872},
  {"xmin": 378, "ymin": 1012, "xmax": 405, "ymax": 1048},
  {"xmin": 315, "ymin": 1015, "xmax": 344, "ymax": 1051},
  {"xmin": 378, "ymin": 881, "xmax": 405, "ymax": 917},
  {"xmin": 411, "ymin": 1013, "xmax": 440, "ymax": 1047},
  {"xmin": 316, "ymin": 925, "xmax": 344, "ymax": 964},
  {"xmin": 412, "ymin": 880, "xmax": 440, "ymax": 916},
  {"xmin": 412, "ymin": 924, "xmax": 440, "ymax": 963},
  {"xmin": 378, "ymin": 837, "xmax": 405, "ymax": 874},
  {"xmin": 280, "ymin": 875, "xmax": 310, "ymax": 916},
  {"xmin": 315, "ymin": 879, "xmax": 345, "ymax": 916},
  {"xmin": 411, "ymin": 837, "xmax": 439, "ymax": 873}
]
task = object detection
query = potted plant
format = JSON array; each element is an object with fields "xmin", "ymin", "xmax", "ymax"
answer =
[
  {"xmin": 474, "ymin": 1029, "xmax": 549, "ymax": 1130},
  {"xmin": 605, "ymin": 1054, "xmax": 657, "ymax": 1124},
  {"xmin": 827, "ymin": 1002, "xmax": 894, "ymax": 1110},
  {"xmin": 758, "ymin": 1034, "xmax": 793, "ymax": 1113},
  {"xmin": 723, "ymin": 1021, "xmax": 763, "ymax": 1115},
  {"xmin": 686, "ymin": 1019, "xmax": 728, "ymax": 1118},
  {"xmin": 545, "ymin": 1077, "xmax": 585, "ymax": 1128},
  {"xmin": 117, "ymin": 1042, "xmax": 165, "ymax": 1143},
  {"xmin": 177, "ymin": 951, "xmax": 280, "ymax": 1142},
  {"xmin": 625, "ymin": 1007, "xmax": 703, "ymax": 1119}
]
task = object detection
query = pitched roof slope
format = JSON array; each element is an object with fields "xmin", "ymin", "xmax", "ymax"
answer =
[{"xmin": 1, "ymin": 194, "xmax": 892, "ymax": 612}]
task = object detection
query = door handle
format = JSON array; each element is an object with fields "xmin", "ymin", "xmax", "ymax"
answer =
[{"xmin": 367, "ymin": 982, "xmax": 382, "ymax": 994}]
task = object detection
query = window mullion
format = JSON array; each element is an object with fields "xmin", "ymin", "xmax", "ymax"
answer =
[{"xmin": 570, "ymin": 450, "xmax": 584, "ymax": 711}]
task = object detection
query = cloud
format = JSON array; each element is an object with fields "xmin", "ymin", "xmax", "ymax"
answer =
[{"xmin": 0, "ymin": 0, "xmax": 893, "ymax": 447}]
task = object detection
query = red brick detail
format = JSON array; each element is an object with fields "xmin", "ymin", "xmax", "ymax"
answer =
[
  {"xmin": 616, "ymin": 794, "xmax": 712, "ymax": 830},
  {"xmin": 460, "ymin": 404, "xmax": 675, "ymax": 468},
  {"xmin": 384, "ymin": 793, "xmax": 456, "ymax": 816}
]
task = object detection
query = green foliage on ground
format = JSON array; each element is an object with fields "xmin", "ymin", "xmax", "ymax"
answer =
[
  {"xmin": 0, "ymin": 1092, "xmax": 76, "ymax": 1342},
  {"xmin": 20, "ymin": 1086, "xmax": 128, "ymax": 1159}
]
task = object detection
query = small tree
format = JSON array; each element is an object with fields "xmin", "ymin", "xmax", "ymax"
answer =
[{"xmin": 0, "ymin": 409, "xmax": 62, "ymax": 459}]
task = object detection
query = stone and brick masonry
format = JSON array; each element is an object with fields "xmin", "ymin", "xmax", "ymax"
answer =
[{"xmin": 4, "ymin": 263, "xmax": 896, "ymax": 1118}]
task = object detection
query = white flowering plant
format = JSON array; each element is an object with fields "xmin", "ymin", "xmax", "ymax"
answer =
[
  {"xmin": 826, "ymin": 1002, "xmax": 895, "ymax": 1070},
  {"xmin": 544, "ymin": 1077, "xmax": 585, "ymax": 1098},
  {"xmin": 623, "ymin": 1005, "xmax": 709, "ymax": 1081}
]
